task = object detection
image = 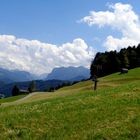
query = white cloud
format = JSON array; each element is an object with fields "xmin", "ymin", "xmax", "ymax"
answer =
[
  {"xmin": 103, "ymin": 36, "xmax": 138, "ymax": 51},
  {"xmin": 0, "ymin": 35, "xmax": 95, "ymax": 75},
  {"xmin": 81, "ymin": 3, "xmax": 140, "ymax": 51}
]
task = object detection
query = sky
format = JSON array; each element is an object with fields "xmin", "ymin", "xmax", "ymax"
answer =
[{"xmin": 0, "ymin": 0, "xmax": 140, "ymax": 75}]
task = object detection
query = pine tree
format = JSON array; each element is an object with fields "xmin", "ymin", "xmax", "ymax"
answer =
[
  {"xmin": 28, "ymin": 81, "xmax": 36, "ymax": 93},
  {"xmin": 12, "ymin": 85, "xmax": 20, "ymax": 96}
]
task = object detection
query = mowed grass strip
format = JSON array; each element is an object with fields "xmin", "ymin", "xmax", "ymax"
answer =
[{"xmin": 0, "ymin": 68, "xmax": 140, "ymax": 139}]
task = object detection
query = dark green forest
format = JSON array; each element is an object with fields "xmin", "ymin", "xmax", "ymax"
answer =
[{"xmin": 90, "ymin": 44, "xmax": 140, "ymax": 78}]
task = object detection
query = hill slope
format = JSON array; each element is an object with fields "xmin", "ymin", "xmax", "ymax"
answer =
[{"xmin": 0, "ymin": 68, "xmax": 140, "ymax": 139}]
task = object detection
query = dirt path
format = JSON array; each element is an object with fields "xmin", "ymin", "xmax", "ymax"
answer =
[
  {"xmin": 14, "ymin": 92, "xmax": 38, "ymax": 103},
  {"xmin": 1, "ymin": 92, "xmax": 39, "ymax": 107}
]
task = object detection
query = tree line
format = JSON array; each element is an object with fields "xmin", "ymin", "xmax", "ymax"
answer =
[
  {"xmin": 12, "ymin": 81, "xmax": 36, "ymax": 96},
  {"xmin": 11, "ymin": 80, "xmax": 81, "ymax": 96},
  {"xmin": 90, "ymin": 44, "xmax": 140, "ymax": 78}
]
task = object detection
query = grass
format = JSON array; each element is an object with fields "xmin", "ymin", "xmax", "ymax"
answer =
[
  {"xmin": 0, "ymin": 68, "xmax": 140, "ymax": 139},
  {"xmin": 0, "ymin": 94, "xmax": 26, "ymax": 104}
]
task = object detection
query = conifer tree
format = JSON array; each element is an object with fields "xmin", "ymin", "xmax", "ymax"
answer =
[
  {"xmin": 28, "ymin": 81, "xmax": 36, "ymax": 93},
  {"xmin": 12, "ymin": 85, "xmax": 20, "ymax": 96}
]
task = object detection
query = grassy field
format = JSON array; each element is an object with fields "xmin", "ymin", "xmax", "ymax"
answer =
[
  {"xmin": 0, "ymin": 94, "xmax": 26, "ymax": 104},
  {"xmin": 0, "ymin": 68, "xmax": 140, "ymax": 139}
]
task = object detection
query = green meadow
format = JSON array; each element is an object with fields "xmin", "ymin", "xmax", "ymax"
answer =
[
  {"xmin": 0, "ymin": 95, "xmax": 26, "ymax": 104},
  {"xmin": 0, "ymin": 68, "xmax": 140, "ymax": 140}
]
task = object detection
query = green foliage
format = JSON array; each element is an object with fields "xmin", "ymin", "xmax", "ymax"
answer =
[
  {"xmin": 119, "ymin": 49, "xmax": 129, "ymax": 68},
  {"xmin": 0, "ymin": 68, "xmax": 140, "ymax": 139},
  {"xmin": 12, "ymin": 85, "xmax": 20, "ymax": 96},
  {"xmin": 28, "ymin": 80, "xmax": 36, "ymax": 93},
  {"xmin": 90, "ymin": 44, "xmax": 140, "ymax": 78}
]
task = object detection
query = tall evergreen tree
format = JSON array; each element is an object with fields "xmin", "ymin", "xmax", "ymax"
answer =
[
  {"xmin": 12, "ymin": 85, "xmax": 20, "ymax": 96},
  {"xmin": 136, "ymin": 44, "xmax": 140, "ymax": 67},
  {"xmin": 119, "ymin": 49, "xmax": 129, "ymax": 68},
  {"xmin": 28, "ymin": 81, "xmax": 36, "ymax": 93}
]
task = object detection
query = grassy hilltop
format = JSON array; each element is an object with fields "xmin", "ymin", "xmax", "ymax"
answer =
[{"xmin": 0, "ymin": 68, "xmax": 140, "ymax": 139}]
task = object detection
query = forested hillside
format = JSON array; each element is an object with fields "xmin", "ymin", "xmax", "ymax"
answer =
[{"xmin": 90, "ymin": 44, "xmax": 140, "ymax": 78}]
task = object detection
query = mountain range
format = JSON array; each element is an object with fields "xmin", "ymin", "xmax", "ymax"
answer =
[
  {"xmin": 46, "ymin": 66, "xmax": 90, "ymax": 81},
  {"xmin": 0, "ymin": 66, "xmax": 90, "ymax": 97},
  {"xmin": 0, "ymin": 66, "xmax": 90, "ymax": 84},
  {"xmin": 0, "ymin": 68, "xmax": 37, "ymax": 85}
]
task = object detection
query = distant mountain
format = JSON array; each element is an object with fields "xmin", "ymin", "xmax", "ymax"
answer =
[
  {"xmin": 46, "ymin": 66, "xmax": 90, "ymax": 81},
  {"xmin": 0, "ymin": 80, "xmax": 69, "ymax": 97},
  {"xmin": 0, "ymin": 68, "xmax": 36, "ymax": 85},
  {"xmin": 0, "ymin": 66, "xmax": 90, "ymax": 97},
  {"xmin": 35, "ymin": 73, "xmax": 48, "ymax": 80}
]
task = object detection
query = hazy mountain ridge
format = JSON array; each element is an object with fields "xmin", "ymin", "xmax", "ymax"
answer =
[
  {"xmin": 0, "ymin": 68, "xmax": 37, "ymax": 85},
  {"xmin": 0, "ymin": 66, "xmax": 90, "ymax": 97},
  {"xmin": 46, "ymin": 66, "xmax": 90, "ymax": 81}
]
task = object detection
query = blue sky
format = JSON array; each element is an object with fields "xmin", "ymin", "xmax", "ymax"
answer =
[
  {"xmin": 0, "ymin": 0, "xmax": 139, "ymax": 49},
  {"xmin": 0, "ymin": 0, "xmax": 140, "ymax": 74}
]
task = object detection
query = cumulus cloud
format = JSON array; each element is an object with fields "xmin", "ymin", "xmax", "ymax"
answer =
[
  {"xmin": 81, "ymin": 3, "xmax": 140, "ymax": 51},
  {"xmin": 0, "ymin": 35, "xmax": 94, "ymax": 75}
]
